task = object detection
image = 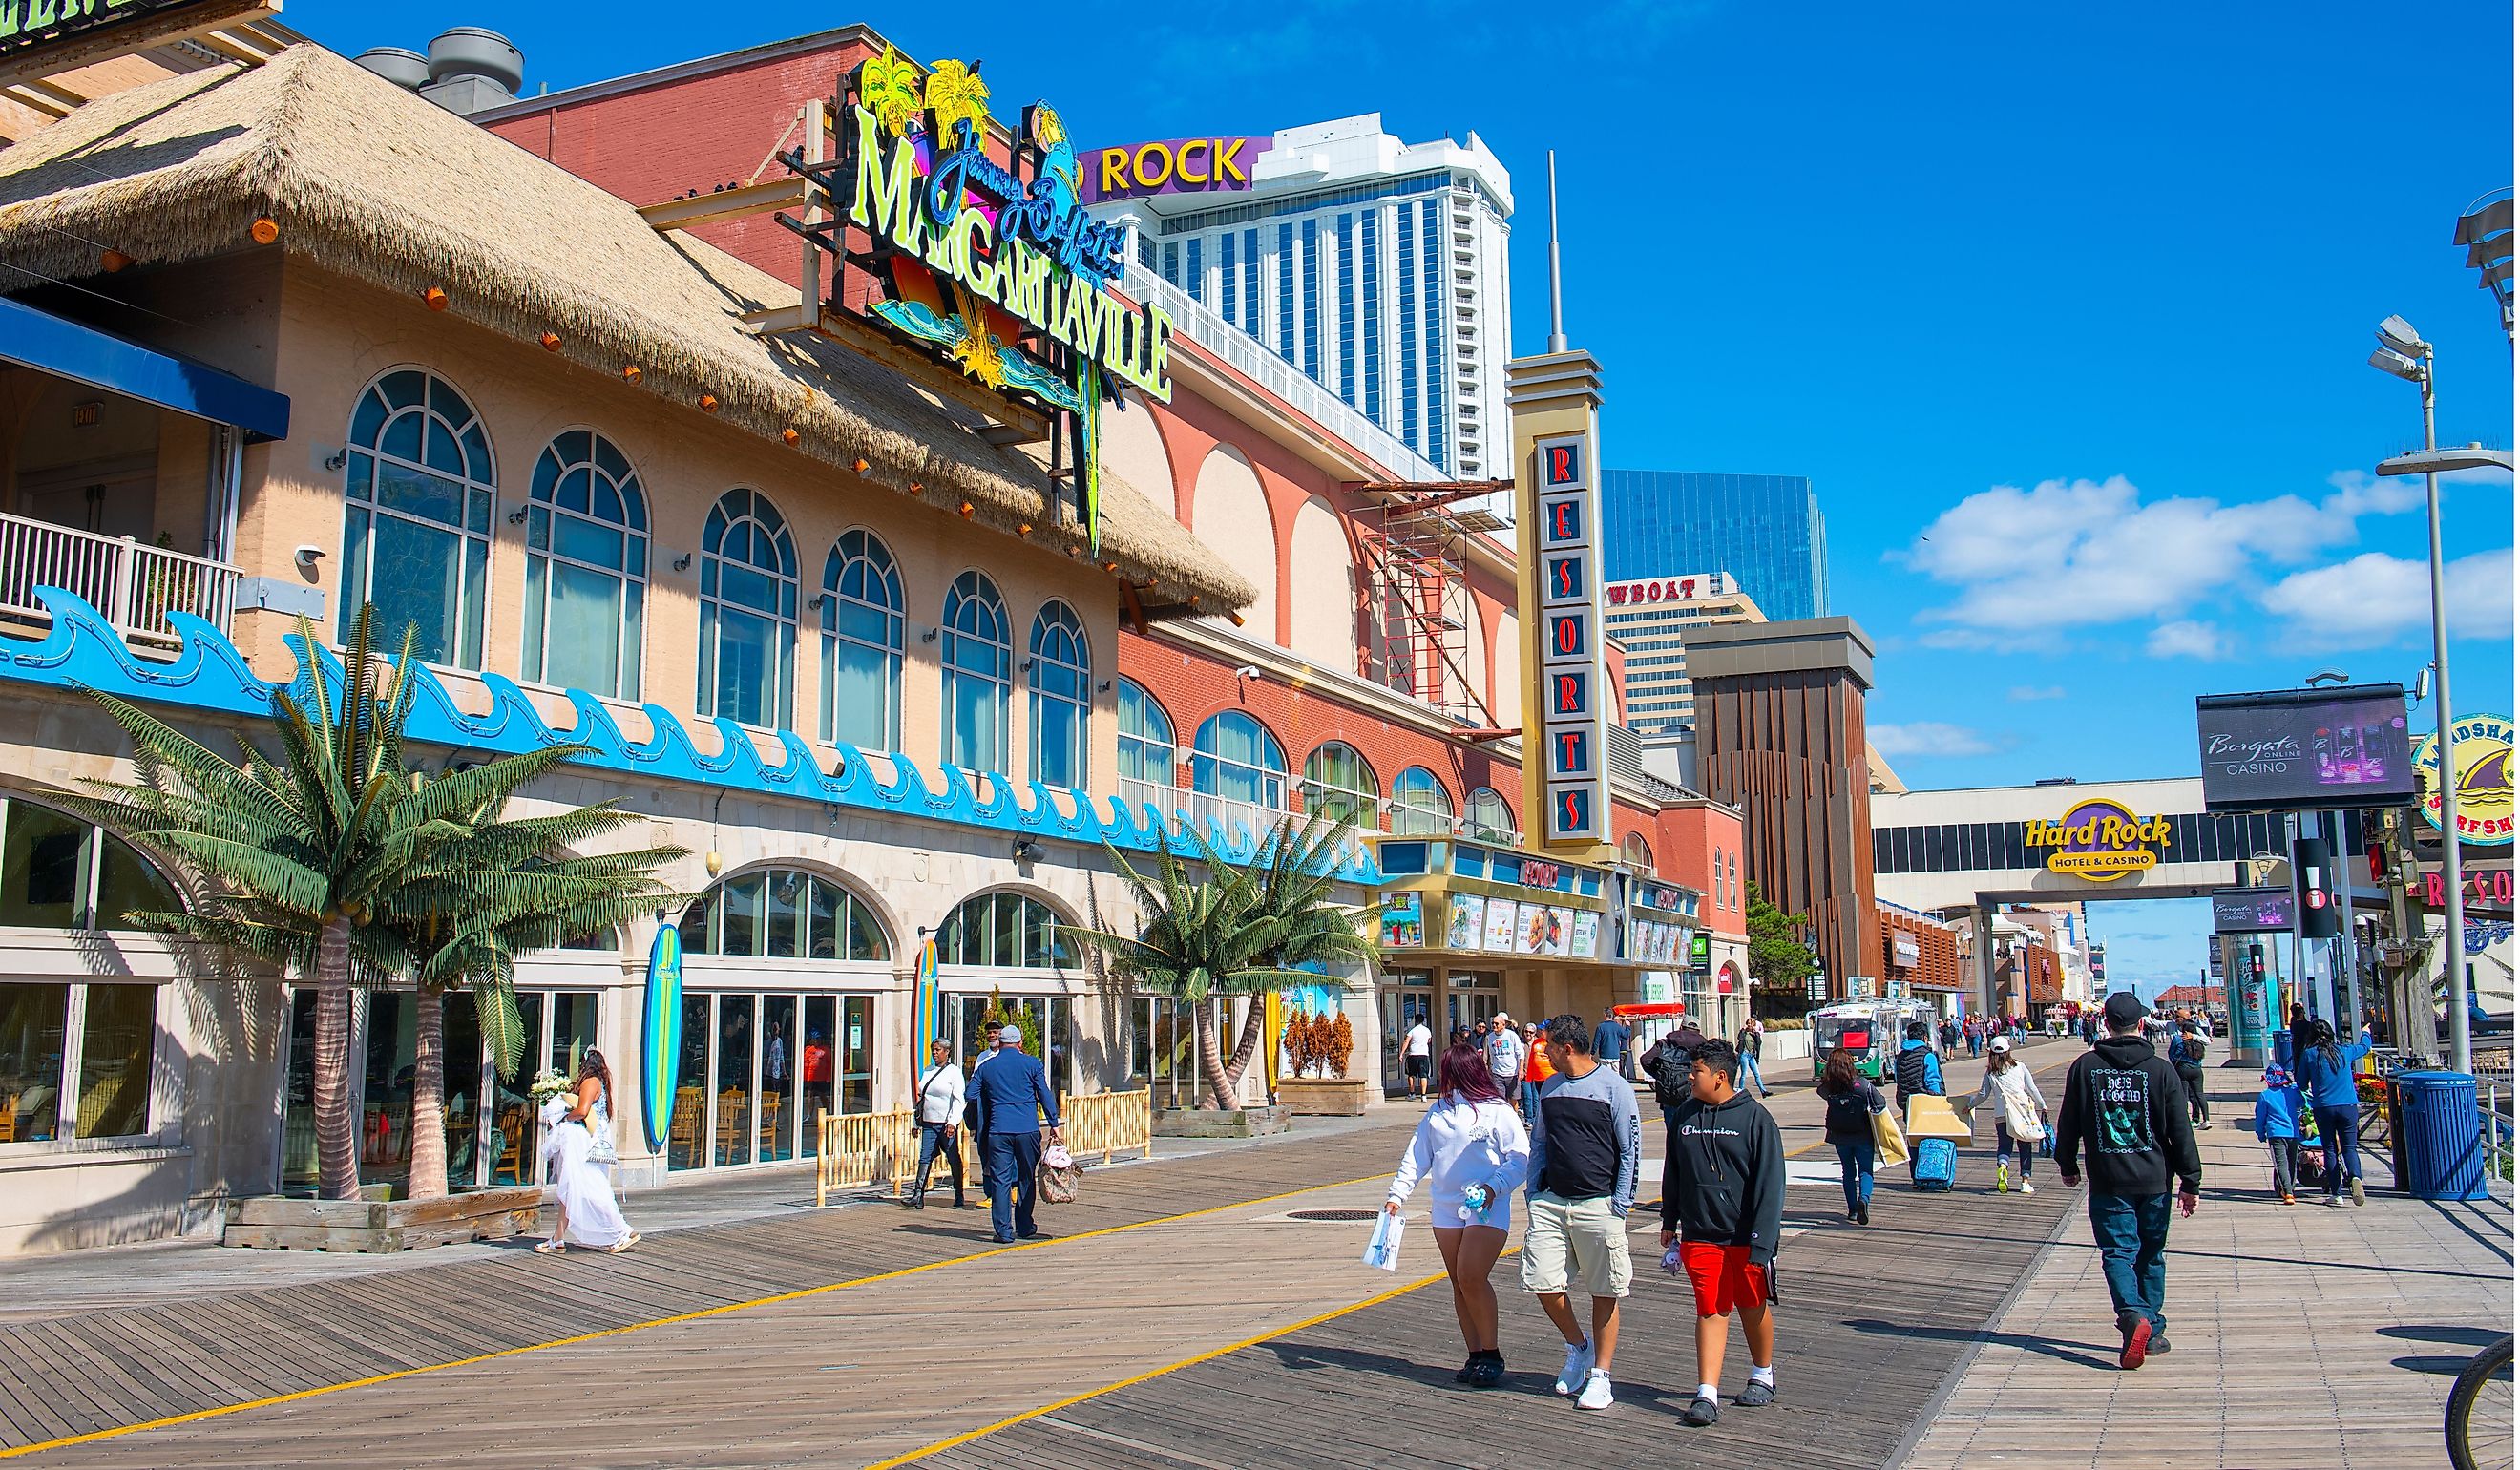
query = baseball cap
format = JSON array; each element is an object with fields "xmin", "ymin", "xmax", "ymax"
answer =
[
  {"xmin": 2103, "ymin": 991, "xmax": 2148, "ymax": 1025},
  {"xmin": 1988, "ymin": 1036, "xmax": 2013, "ymax": 1054}
]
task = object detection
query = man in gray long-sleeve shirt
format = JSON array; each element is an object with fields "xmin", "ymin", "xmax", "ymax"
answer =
[{"xmin": 1522, "ymin": 1013, "xmax": 1642, "ymax": 1412}]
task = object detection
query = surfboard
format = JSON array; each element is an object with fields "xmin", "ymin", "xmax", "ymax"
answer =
[{"xmin": 641, "ymin": 924, "xmax": 682, "ymax": 1154}]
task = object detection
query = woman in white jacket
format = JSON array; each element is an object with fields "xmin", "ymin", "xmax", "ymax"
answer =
[
  {"xmin": 1385, "ymin": 1042, "xmax": 1529, "ymax": 1388},
  {"xmin": 1964, "ymin": 1036, "xmax": 2049, "ymax": 1194}
]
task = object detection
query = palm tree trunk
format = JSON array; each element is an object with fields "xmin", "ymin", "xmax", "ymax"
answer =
[
  {"xmin": 1215, "ymin": 998, "xmax": 1269, "ymax": 1102},
  {"xmin": 1193, "ymin": 1000, "xmax": 1234, "ymax": 1111},
  {"xmin": 313, "ymin": 915, "xmax": 358, "ymax": 1201},
  {"xmin": 407, "ymin": 984, "xmax": 448, "ymax": 1202}
]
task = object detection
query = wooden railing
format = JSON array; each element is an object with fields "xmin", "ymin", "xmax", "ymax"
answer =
[{"xmin": 814, "ymin": 1089, "xmax": 1155, "ymax": 1207}]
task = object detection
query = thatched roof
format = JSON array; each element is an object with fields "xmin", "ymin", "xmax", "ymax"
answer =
[{"xmin": 0, "ymin": 45, "xmax": 1252, "ymax": 613}]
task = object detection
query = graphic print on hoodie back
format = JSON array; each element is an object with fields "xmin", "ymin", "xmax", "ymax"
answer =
[{"xmin": 2093, "ymin": 1064, "xmax": 2156, "ymax": 1156}]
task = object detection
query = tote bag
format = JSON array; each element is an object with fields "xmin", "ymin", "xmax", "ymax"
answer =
[{"xmin": 1871, "ymin": 1106, "xmax": 1910, "ymax": 1166}]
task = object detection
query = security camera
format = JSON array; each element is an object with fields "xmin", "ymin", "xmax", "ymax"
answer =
[
  {"xmin": 1232, "ymin": 664, "xmax": 1262, "ymax": 680},
  {"xmin": 294, "ymin": 545, "xmax": 326, "ymax": 568}
]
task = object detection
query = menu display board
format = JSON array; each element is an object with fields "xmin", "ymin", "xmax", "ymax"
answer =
[
  {"xmin": 1446, "ymin": 895, "xmax": 1486, "ymax": 951},
  {"xmin": 1379, "ymin": 892, "xmax": 1423, "ymax": 948},
  {"xmin": 1483, "ymin": 899, "xmax": 1520, "ymax": 954}
]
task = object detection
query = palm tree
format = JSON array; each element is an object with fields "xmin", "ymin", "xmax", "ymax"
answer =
[
  {"xmin": 389, "ymin": 819, "xmax": 682, "ymax": 1201},
  {"xmin": 58, "ymin": 607, "xmax": 631, "ymax": 1201},
  {"xmin": 1062, "ymin": 811, "xmax": 1370, "ymax": 1110}
]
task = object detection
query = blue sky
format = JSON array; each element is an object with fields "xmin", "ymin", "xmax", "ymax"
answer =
[{"xmin": 301, "ymin": 3, "xmax": 2512, "ymax": 995}]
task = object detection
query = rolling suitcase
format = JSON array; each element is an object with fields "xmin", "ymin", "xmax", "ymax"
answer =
[{"xmin": 1911, "ymin": 1136, "xmax": 1957, "ymax": 1191}]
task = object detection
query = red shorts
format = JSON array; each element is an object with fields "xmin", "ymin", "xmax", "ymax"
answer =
[{"xmin": 1680, "ymin": 1242, "xmax": 1770, "ymax": 1317}]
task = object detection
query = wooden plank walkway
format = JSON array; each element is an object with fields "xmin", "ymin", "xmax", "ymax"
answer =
[
  {"xmin": 1901, "ymin": 1058, "xmax": 2512, "ymax": 1470},
  {"xmin": 0, "ymin": 1123, "xmax": 1418, "ymax": 1458},
  {"xmin": 900, "ymin": 1165, "xmax": 2073, "ymax": 1468}
]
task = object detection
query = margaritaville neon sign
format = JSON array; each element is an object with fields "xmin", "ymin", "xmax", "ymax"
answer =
[
  {"xmin": 2025, "ymin": 797, "xmax": 2171, "ymax": 883},
  {"xmin": 836, "ymin": 52, "xmax": 1174, "ymax": 411}
]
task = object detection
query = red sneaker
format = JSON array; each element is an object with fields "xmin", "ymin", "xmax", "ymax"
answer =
[{"xmin": 2119, "ymin": 1314, "xmax": 2152, "ymax": 1371}]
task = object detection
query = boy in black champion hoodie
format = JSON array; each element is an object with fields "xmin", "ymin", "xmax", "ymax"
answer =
[{"xmin": 1658, "ymin": 1038, "xmax": 1785, "ymax": 1428}]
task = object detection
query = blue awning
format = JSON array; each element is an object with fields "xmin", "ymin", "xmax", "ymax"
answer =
[{"xmin": 0, "ymin": 294, "xmax": 291, "ymax": 442}]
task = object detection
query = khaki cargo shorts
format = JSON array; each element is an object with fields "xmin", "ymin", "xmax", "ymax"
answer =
[{"xmin": 1519, "ymin": 1190, "xmax": 1632, "ymax": 1298}]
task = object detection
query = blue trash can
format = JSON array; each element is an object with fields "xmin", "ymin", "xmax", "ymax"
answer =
[
  {"xmin": 2395, "ymin": 1070, "xmax": 2491, "ymax": 1201},
  {"xmin": 2272, "ymin": 1031, "xmax": 2295, "ymax": 1070}
]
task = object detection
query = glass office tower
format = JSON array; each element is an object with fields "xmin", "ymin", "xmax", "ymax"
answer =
[{"xmin": 1600, "ymin": 471, "xmax": 1830, "ymax": 622}]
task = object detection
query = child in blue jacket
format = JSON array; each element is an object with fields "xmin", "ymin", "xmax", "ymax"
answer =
[{"xmin": 2251, "ymin": 1065, "xmax": 2304, "ymax": 1205}]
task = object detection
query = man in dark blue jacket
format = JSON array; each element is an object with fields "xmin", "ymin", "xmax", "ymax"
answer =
[{"xmin": 971, "ymin": 1025, "xmax": 1063, "ymax": 1243}]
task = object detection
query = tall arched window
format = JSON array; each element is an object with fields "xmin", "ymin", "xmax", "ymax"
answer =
[
  {"xmin": 698, "ymin": 489, "xmax": 797, "ymax": 728},
  {"xmin": 676, "ymin": 867, "xmax": 889, "ymax": 961},
  {"xmin": 1467, "ymin": 787, "xmax": 1519, "ymax": 843},
  {"xmin": 341, "ymin": 368, "xmax": 493, "ymax": 668},
  {"xmin": 934, "ymin": 892, "xmax": 1074, "ymax": 970},
  {"xmin": 819, "ymin": 530, "xmax": 903, "ymax": 752},
  {"xmin": 941, "ymin": 571, "xmax": 1011, "ymax": 771},
  {"xmin": 1191, "ymin": 711, "xmax": 1287, "ymax": 830},
  {"xmin": 523, "ymin": 430, "xmax": 646, "ymax": 700},
  {"xmin": 1622, "ymin": 831, "xmax": 1655, "ymax": 873},
  {"xmin": 1299, "ymin": 742, "xmax": 1380, "ymax": 830},
  {"xmin": 1390, "ymin": 766, "xmax": 1455, "ymax": 835},
  {"xmin": 1027, "ymin": 600, "xmax": 1090, "ymax": 789},
  {"xmin": 1118, "ymin": 678, "xmax": 1175, "ymax": 811}
]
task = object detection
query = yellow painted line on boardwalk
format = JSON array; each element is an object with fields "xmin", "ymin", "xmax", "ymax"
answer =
[
  {"xmin": 865, "ymin": 1267, "xmax": 1456, "ymax": 1470},
  {"xmin": 0, "ymin": 1169, "xmax": 1395, "ymax": 1462}
]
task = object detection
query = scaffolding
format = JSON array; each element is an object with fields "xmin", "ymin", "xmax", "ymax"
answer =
[{"xmin": 1354, "ymin": 483, "xmax": 1508, "ymax": 723}]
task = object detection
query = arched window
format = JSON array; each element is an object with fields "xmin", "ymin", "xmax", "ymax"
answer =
[
  {"xmin": 1390, "ymin": 766, "xmax": 1454, "ymax": 835},
  {"xmin": 1299, "ymin": 742, "xmax": 1380, "ymax": 830},
  {"xmin": 934, "ymin": 892, "xmax": 1074, "ymax": 970},
  {"xmin": 1622, "ymin": 830, "xmax": 1655, "ymax": 873},
  {"xmin": 941, "ymin": 571, "xmax": 1011, "ymax": 770},
  {"xmin": 676, "ymin": 867, "xmax": 889, "ymax": 961},
  {"xmin": 1117, "ymin": 679, "xmax": 1175, "ymax": 810},
  {"xmin": 1191, "ymin": 711, "xmax": 1287, "ymax": 828},
  {"xmin": 1466, "ymin": 787, "xmax": 1519, "ymax": 843},
  {"xmin": 523, "ymin": 430, "xmax": 646, "ymax": 700},
  {"xmin": 698, "ymin": 489, "xmax": 797, "ymax": 728},
  {"xmin": 819, "ymin": 530, "xmax": 903, "ymax": 752},
  {"xmin": 341, "ymin": 368, "xmax": 494, "ymax": 668},
  {"xmin": 1027, "ymin": 600, "xmax": 1090, "ymax": 789},
  {"xmin": 0, "ymin": 795, "xmax": 178, "ymax": 1142}
]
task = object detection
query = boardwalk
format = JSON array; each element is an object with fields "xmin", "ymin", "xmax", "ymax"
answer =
[{"xmin": 15, "ymin": 1036, "xmax": 2472, "ymax": 1470}]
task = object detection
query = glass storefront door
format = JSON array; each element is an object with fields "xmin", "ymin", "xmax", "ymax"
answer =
[
  {"xmin": 1446, "ymin": 973, "xmax": 1501, "ymax": 1040},
  {"xmin": 1378, "ymin": 974, "xmax": 1433, "ymax": 1097},
  {"xmin": 665, "ymin": 988, "xmax": 878, "ymax": 1173},
  {"xmin": 1133, "ymin": 997, "xmax": 1226, "ymax": 1109},
  {"xmin": 951, "ymin": 993, "xmax": 1073, "ymax": 1100}
]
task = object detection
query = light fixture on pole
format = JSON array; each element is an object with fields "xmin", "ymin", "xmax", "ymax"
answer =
[{"xmin": 2363, "ymin": 314, "xmax": 2473, "ymax": 1074}]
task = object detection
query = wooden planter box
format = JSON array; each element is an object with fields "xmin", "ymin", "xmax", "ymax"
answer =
[
  {"xmin": 1152, "ymin": 1105, "xmax": 1291, "ymax": 1139},
  {"xmin": 221, "ymin": 1186, "xmax": 545, "ymax": 1253},
  {"xmin": 1278, "ymin": 1077, "xmax": 1370, "ymax": 1116}
]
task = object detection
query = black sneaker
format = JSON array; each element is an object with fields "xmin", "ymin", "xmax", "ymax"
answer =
[
  {"xmin": 2148, "ymin": 1328, "xmax": 2172, "ymax": 1354},
  {"xmin": 1456, "ymin": 1355, "xmax": 1478, "ymax": 1384},
  {"xmin": 1466, "ymin": 1356, "xmax": 1505, "ymax": 1389},
  {"xmin": 1736, "ymin": 1377, "xmax": 1776, "ymax": 1408},
  {"xmin": 2118, "ymin": 1312, "xmax": 2152, "ymax": 1371},
  {"xmin": 1857, "ymin": 1200, "xmax": 1871, "ymax": 1226},
  {"xmin": 1682, "ymin": 1395, "xmax": 1720, "ymax": 1427}
]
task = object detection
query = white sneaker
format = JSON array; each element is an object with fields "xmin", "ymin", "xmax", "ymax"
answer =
[
  {"xmin": 2019, "ymin": 1182, "xmax": 2036, "ymax": 1195},
  {"xmin": 1554, "ymin": 1338, "xmax": 1594, "ymax": 1396},
  {"xmin": 1575, "ymin": 1367, "xmax": 1614, "ymax": 1410}
]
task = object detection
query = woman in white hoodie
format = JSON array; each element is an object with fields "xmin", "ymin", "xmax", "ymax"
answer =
[
  {"xmin": 1964, "ymin": 1036, "xmax": 2049, "ymax": 1194},
  {"xmin": 1385, "ymin": 1042, "xmax": 1530, "ymax": 1388}
]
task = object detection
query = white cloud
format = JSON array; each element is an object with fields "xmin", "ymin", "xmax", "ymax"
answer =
[
  {"xmin": 2146, "ymin": 620, "xmax": 2231, "ymax": 660},
  {"xmin": 1897, "ymin": 471, "xmax": 2434, "ymax": 644},
  {"xmin": 1871, "ymin": 721, "xmax": 2000, "ymax": 758},
  {"xmin": 2007, "ymin": 685, "xmax": 2068, "ymax": 702},
  {"xmin": 2260, "ymin": 548, "xmax": 2515, "ymax": 649}
]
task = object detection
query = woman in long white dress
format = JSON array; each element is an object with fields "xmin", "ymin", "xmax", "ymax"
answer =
[{"xmin": 536, "ymin": 1049, "xmax": 639, "ymax": 1254}]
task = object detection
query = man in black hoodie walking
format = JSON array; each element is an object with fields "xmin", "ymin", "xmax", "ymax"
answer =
[
  {"xmin": 2054, "ymin": 990, "xmax": 2202, "ymax": 1372},
  {"xmin": 1659, "ymin": 1038, "xmax": 1786, "ymax": 1428}
]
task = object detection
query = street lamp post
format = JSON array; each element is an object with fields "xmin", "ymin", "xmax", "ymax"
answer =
[{"xmin": 2366, "ymin": 317, "xmax": 2471, "ymax": 1073}]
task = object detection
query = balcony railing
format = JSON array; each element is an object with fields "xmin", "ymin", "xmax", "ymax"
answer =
[{"xmin": 0, "ymin": 512, "xmax": 239, "ymax": 646}]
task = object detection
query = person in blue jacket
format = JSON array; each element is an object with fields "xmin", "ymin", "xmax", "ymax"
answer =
[
  {"xmin": 970, "ymin": 1024, "xmax": 1065, "ymax": 1242},
  {"xmin": 2295, "ymin": 1020, "xmax": 2372, "ymax": 1207},
  {"xmin": 2250, "ymin": 1065, "xmax": 2304, "ymax": 1205},
  {"xmin": 1893, "ymin": 1021, "xmax": 1945, "ymax": 1106}
]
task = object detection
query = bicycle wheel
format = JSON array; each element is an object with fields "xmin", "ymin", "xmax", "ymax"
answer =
[{"xmin": 2448, "ymin": 1333, "xmax": 2515, "ymax": 1470}]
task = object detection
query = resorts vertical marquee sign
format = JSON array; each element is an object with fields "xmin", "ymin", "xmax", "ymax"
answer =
[{"xmin": 1532, "ymin": 431, "xmax": 1607, "ymax": 846}]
